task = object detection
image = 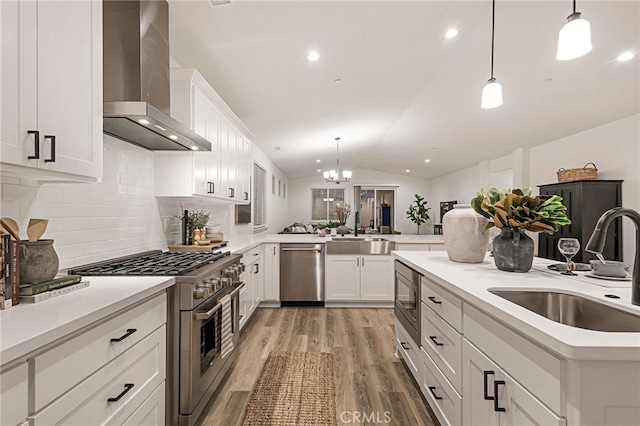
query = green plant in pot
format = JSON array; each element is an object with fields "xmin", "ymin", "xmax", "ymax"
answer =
[
  {"xmin": 406, "ymin": 194, "xmax": 431, "ymax": 235},
  {"xmin": 471, "ymin": 188, "xmax": 571, "ymax": 272}
]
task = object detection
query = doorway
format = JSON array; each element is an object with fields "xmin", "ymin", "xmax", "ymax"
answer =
[{"xmin": 355, "ymin": 187, "xmax": 397, "ymax": 234}]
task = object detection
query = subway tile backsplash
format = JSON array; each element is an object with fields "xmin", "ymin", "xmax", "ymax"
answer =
[{"xmin": 0, "ymin": 136, "xmax": 233, "ymax": 269}]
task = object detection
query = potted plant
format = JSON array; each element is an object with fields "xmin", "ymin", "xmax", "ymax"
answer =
[
  {"xmin": 471, "ymin": 188, "xmax": 571, "ymax": 272},
  {"xmin": 188, "ymin": 209, "xmax": 210, "ymax": 244},
  {"xmin": 406, "ymin": 194, "xmax": 431, "ymax": 234},
  {"xmin": 335, "ymin": 204, "xmax": 352, "ymax": 234}
]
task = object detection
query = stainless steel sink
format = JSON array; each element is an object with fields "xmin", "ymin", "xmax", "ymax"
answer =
[
  {"xmin": 326, "ymin": 238, "xmax": 395, "ymax": 255},
  {"xmin": 489, "ymin": 289, "xmax": 640, "ymax": 332}
]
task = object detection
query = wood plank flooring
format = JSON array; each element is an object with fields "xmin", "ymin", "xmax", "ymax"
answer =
[{"xmin": 196, "ymin": 307, "xmax": 439, "ymax": 426}]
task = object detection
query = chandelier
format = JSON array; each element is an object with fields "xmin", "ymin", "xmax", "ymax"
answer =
[{"xmin": 323, "ymin": 137, "xmax": 352, "ymax": 184}]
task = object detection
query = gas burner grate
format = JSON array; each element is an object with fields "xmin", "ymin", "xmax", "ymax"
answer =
[{"xmin": 68, "ymin": 250, "xmax": 232, "ymax": 276}]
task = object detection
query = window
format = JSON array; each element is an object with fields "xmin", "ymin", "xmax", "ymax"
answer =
[
  {"xmin": 311, "ymin": 188, "xmax": 345, "ymax": 221},
  {"xmin": 253, "ymin": 163, "xmax": 267, "ymax": 232}
]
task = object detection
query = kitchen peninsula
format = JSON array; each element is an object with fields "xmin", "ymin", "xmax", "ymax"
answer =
[{"xmin": 392, "ymin": 251, "xmax": 640, "ymax": 426}]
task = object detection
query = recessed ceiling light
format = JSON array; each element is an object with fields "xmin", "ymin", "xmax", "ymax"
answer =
[
  {"xmin": 191, "ymin": 146, "xmax": 199, "ymax": 151},
  {"xmin": 307, "ymin": 51, "xmax": 320, "ymax": 61},
  {"xmin": 617, "ymin": 51, "xmax": 635, "ymax": 62},
  {"xmin": 424, "ymin": 159, "xmax": 431, "ymax": 163},
  {"xmin": 445, "ymin": 28, "xmax": 459, "ymax": 39},
  {"xmin": 138, "ymin": 119, "xmax": 149, "ymax": 125},
  {"xmin": 317, "ymin": 169, "xmax": 321, "ymax": 173},
  {"xmin": 316, "ymin": 159, "xmax": 321, "ymax": 163},
  {"xmin": 405, "ymin": 169, "xmax": 411, "ymax": 173},
  {"xmin": 334, "ymin": 78, "xmax": 342, "ymax": 83},
  {"xmin": 168, "ymin": 135, "xmax": 178, "ymax": 140}
]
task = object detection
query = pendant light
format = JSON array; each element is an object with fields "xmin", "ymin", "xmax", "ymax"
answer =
[
  {"xmin": 481, "ymin": 0, "xmax": 503, "ymax": 109},
  {"xmin": 556, "ymin": 0, "xmax": 592, "ymax": 60},
  {"xmin": 323, "ymin": 137, "xmax": 352, "ymax": 184}
]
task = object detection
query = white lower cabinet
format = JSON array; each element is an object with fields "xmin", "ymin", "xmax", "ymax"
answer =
[
  {"xmin": 326, "ymin": 255, "xmax": 393, "ymax": 302},
  {"xmin": 462, "ymin": 340, "xmax": 565, "ymax": 426},
  {"xmin": 0, "ymin": 362, "xmax": 28, "ymax": 426},
  {"xmin": 25, "ymin": 292, "xmax": 167, "ymax": 426},
  {"xmin": 241, "ymin": 246, "xmax": 262, "ymax": 329},
  {"xmin": 262, "ymin": 243, "xmax": 280, "ymax": 302}
]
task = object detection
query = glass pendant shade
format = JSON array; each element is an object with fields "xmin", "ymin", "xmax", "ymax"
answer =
[
  {"xmin": 481, "ymin": 78, "xmax": 503, "ymax": 109},
  {"xmin": 556, "ymin": 12, "xmax": 592, "ymax": 60},
  {"xmin": 323, "ymin": 137, "xmax": 352, "ymax": 184},
  {"xmin": 342, "ymin": 170, "xmax": 352, "ymax": 179}
]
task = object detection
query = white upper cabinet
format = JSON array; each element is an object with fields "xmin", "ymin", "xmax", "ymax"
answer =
[
  {"xmin": 0, "ymin": 0, "xmax": 103, "ymax": 182},
  {"xmin": 155, "ymin": 68, "xmax": 251, "ymax": 203}
]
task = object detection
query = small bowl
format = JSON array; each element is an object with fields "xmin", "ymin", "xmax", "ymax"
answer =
[{"xmin": 589, "ymin": 260, "xmax": 630, "ymax": 278}]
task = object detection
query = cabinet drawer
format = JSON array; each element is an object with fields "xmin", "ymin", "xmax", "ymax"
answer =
[
  {"xmin": 464, "ymin": 304, "xmax": 562, "ymax": 414},
  {"xmin": 395, "ymin": 320, "xmax": 420, "ymax": 379},
  {"xmin": 122, "ymin": 382, "xmax": 165, "ymax": 426},
  {"xmin": 31, "ymin": 293, "xmax": 166, "ymax": 412},
  {"xmin": 30, "ymin": 326, "xmax": 166, "ymax": 426},
  {"xmin": 243, "ymin": 247, "xmax": 261, "ymax": 266},
  {"xmin": 421, "ymin": 302, "xmax": 462, "ymax": 393},
  {"xmin": 421, "ymin": 276, "xmax": 462, "ymax": 332},
  {"xmin": 421, "ymin": 348, "xmax": 462, "ymax": 426},
  {"xmin": 1, "ymin": 362, "xmax": 28, "ymax": 426}
]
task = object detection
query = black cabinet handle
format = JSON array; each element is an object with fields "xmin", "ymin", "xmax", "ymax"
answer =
[
  {"xmin": 494, "ymin": 380, "xmax": 506, "ymax": 412},
  {"xmin": 110, "ymin": 328, "xmax": 137, "ymax": 342},
  {"xmin": 244, "ymin": 191, "xmax": 249, "ymax": 201},
  {"xmin": 229, "ymin": 188, "xmax": 235, "ymax": 198},
  {"xmin": 44, "ymin": 135, "xmax": 56, "ymax": 162},
  {"xmin": 428, "ymin": 386, "xmax": 443, "ymax": 400},
  {"xmin": 253, "ymin": 264, "xmax": 259, "ymax": 274},
  {"xmin": 400, "ymin": 342, "xmax": 410, "ymax": 351},
  {"xmin": 107, "ymin": 383, "xmax": 134, "ymax": 402},
  {"xmin": 429, "ymin": 336, "xmax": 444, "ymax": 346},
  {"xmin": 483, "ymin": 370, "xmax": 495, "ymax": 400},
  {"xmin": 207, "ymin": 182, "xmax": 215, "ymax": 194},
  {"xmin": 27, "ymin": 130, "xmax": 40, "ymax": 159},
  {"xmin": 428, "ymin": 296, "xmax": 442, "ymax": 305}
]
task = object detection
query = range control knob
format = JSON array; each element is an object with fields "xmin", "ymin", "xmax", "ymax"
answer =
[
  {"xmin": 208, "ymin": 278, "xmax": 221, "ymax": 293},
  {"xmin": 193, "ymin": 285, "xmax": 206, "ymax": 299},
  {"xmin": 223, "ymin": 268, "xmax": 237, "ymax": 279},
  {"xmin": 221, "ymin": 277, "xmax": 233, "ymax": 287},
  {"xmin": 238, "ymin": 263, "xmax": 246, "ymax": 273}
]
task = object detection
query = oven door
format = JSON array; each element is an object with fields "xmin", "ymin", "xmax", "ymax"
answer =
[
  {"xmin": 180, "ymin": 298, "xmax": 224, "ymax": 415},
  {"xmin": 394, "ymin": 261, "xmax": 421, "ymax": 344}
]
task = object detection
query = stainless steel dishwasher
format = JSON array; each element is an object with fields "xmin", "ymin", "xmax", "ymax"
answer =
[{"xmin": 280, "ymin": 243, "xmax": 325, "ymax": 305}]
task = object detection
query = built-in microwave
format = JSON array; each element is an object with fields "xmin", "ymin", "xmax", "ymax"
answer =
[{"xmin": 394, "ymin": 260, "xmax": 421, "ymax": 345}]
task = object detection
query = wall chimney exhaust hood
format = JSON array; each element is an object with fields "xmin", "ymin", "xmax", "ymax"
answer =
[{"xmin": 103, "ymin": 0, "xmax": 211, "ymax": 151}]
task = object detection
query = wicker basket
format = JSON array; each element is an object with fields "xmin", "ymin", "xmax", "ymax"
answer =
[{"xmin": 556, "ymin": 163, "xmax": 598, "ymax": 183}]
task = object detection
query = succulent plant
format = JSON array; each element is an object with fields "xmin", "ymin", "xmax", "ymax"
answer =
[{"xmin": 471, "ymin": 188, "xmax": 571, "ymax": 234}]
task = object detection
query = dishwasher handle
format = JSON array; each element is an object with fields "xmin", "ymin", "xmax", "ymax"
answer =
[{"xmin": 281, "ymin": 247, "xmax": 322, "ymax": 252}]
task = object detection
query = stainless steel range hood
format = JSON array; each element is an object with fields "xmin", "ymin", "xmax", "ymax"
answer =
[{"xmin": 103, "ymin": 0, "xmax": 210, "ymax": 151}]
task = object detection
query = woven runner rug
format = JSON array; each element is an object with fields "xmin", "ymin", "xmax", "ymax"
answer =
[{"xmin": 242, "ymin": 351, "xmax": 337, "ymax": 425}]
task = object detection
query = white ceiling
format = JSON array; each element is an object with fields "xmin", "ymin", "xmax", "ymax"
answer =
[{"xmin": 168, "ymin": 0, "xmax": 640, "ymax": 180}]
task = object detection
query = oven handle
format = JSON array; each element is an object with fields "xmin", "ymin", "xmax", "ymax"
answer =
[
  {"xmin": 194, "ymin": 302, "xmax": 222, "ymax": 321},
  {"xmin": 230, "ymin": 282, "xmax": 246, "ymax": 297}
]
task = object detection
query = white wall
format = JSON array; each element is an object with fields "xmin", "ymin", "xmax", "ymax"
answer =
[
  {"xmin": 250, "ymin": 142, "xmax": 290, "ymax": 235},
  {"xmin": 0, "ymin": 136, "xmax": 289, "ymax": 269},
  {"xmin": 430, "ymin": 165, "xmax": 481, "ymax": 220},
  {"xmin": 288, "ymin": 169, "xmax": 431, "ymax": 234},
  {"xmin": 529, "ymin": 114, "xmax": 640, "ymax": 265}
]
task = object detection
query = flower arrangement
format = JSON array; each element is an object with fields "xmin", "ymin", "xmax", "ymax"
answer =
[
  {"xmin": 188, "ymin": 209, "xmax": 210, "ymax": 229},
  {"xmin": 335, "ymin": 203, "xmax": 352, "ymax": 225},
  {"xmin": 470, "ymin": 188, "xmax": 571, "ymax": 234}
]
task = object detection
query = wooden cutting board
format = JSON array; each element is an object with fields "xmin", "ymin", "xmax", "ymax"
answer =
[{"xmin": 168, "ymin": 241, "xmax": 228, "ymax": 252}]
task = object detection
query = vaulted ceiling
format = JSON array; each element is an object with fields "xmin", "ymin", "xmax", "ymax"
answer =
[{"xmin": 168, "ymin": 0, "xmax": 640, "ymax": 180}]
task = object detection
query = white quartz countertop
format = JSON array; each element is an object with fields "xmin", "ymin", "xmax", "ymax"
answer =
[
  {"xmin": 0, "ymin": 276, "xmax": 175, "ymax": 366},
  {"xmin": 392, "ymin": 251, "xmax": 640, "ymax": 361},
  {"xmin": 225, "ymin": 233, "xmax": 444, "ymax": 254}
]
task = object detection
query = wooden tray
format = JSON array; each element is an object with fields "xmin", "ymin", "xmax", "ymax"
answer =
[{"xmin": 168, "ymin": 241, "xmax": 228, "ymax": 252}]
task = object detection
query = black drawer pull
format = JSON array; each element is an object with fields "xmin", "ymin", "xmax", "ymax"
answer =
[
  {"xmin": 483, "ymin": 370, "xmax": 495, "ymax": 400},
  {"xmin": 44, "ymin": 135, "xmax": 56, "ymax": 162},
  {"xmin": 428, "ymin": 296, "xmax": 442, "ymax": 304},
  {"xmin": 107, "ymin": 383, "xmax": 134, "ymax": 402},
  {"xmin": 27, "ymin": 130, "xmax": 40, "ymax": 159},
  {"xmin": 110, "ymin": 328, "xmax": 137, "ymax": 342},
  {"xmin": 494, "ymin": 380, "xmax": 506, "ymax": 412},
  {"xmin": 207, "ymin": 182, "xmax": 215, "ymax": 194},
  {"xmin": 244, "ymin": 191, "xmax": 249, "ymax": 201},
  {"xmin": 429, "ymin": 336, "xmax": 444, "ymax": 346},
  {"xmin": 400, "ymin": 342, "xmax": 410, "ymax": 351},
  {"xmin": 428, "ymin": 386, "xmax": 443, "ymax": 400}
]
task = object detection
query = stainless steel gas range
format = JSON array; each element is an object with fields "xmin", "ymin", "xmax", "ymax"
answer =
[{"xmin": 69, "ymin": 250, "xmax": 245, "ymax": 425}]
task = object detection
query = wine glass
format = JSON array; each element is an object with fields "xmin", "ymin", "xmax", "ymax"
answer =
[{"xmin": 557, "ymin": 238, "xmax": 580, "ymax": 275}]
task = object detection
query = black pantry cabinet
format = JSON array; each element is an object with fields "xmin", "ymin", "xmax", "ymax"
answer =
[{"xmin": 537, "ymin": 180, "xmax": 623, "ymax": 263}]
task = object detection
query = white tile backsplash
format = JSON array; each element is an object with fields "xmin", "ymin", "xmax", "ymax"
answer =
[{"xmin": 0, "ymin": 136, "xmax": 233, "ymax": 269}]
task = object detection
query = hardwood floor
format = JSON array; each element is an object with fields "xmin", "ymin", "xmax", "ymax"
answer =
[{"xmin": 196, "ymin": 307, "xmax": 439, "ymax": 426}]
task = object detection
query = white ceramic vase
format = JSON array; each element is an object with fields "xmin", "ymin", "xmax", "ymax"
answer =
[{"xmin": 443, "ymin": 204, "xmax": 490, "ymax": 263}]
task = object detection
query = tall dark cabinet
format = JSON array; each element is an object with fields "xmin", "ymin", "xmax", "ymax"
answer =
[{"xmin": 537, "ymin": 180, "xmax": 623, "ymax": 263}]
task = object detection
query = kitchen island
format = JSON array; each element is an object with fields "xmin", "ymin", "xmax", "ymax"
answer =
[{"xmin": 392, "ymin": 251, "xmax": 640, "ymax": 426}]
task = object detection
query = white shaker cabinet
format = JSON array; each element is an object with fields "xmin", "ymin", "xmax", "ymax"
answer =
[
  {"xmin": 262, "ymin": 243, "xmax": 280, "ymax": 303},
  {"xmin": 325, "ymin": 255, "xmax": 394, "ymax": 303},
  {"xmin": 0, "ymin": 362, "xmax": 28, "ymax": 426},
  {"xmin": 241, "ymin": 246, "xmax": 262, "ymax": 329},
  {"xmin": 0, "ymin": 0, "xmax": 102, "ymax": 182}
]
